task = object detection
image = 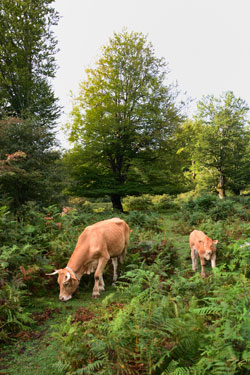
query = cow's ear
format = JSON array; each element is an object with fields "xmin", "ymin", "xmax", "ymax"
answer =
[
  {"xmin": 64, "ymin": 272, "xmax": 71, "ymax": 283},
  {"xmin": 213, "ymin": 240, "xmax": 218, "ymax": 244}
]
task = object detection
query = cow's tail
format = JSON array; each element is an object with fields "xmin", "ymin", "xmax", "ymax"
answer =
[{"xmin": 119, "ymin": 222, "xmax": 130, "ymax": 263}]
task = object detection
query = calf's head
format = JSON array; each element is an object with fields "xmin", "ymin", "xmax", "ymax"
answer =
[
  {"xmin": 46, "ymin": 269, "xmax": 79, "ymax": 301},
  {"xmin": 203, "ymin": 238, "xmax": 218, "ymax": 260}
]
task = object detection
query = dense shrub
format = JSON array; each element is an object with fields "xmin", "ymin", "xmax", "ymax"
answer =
[
  {"xmin": 123, "ymin": 194, "xmax": 177, "ymax": 212},
  {"xmin": 127, "ymin": 238, "xmax": 180, "ymax": 278},
  {"xmin": 177, "ymin": 194, "xmax": 250, "ymax": 225},
  {"xmin": 224, "ymin": 238, "xmax": 250, "ymax": 277},
  {"xmin": 123, "ymin": 195, "xmax": 154, "ymax": 211},
  {"xmin": 125, "ymin": 211, "xmax": 163, "ymax": 232},
  {"xmin": 184, "ymin": 193, "xmax": 218, "ymax": 211},
  {"xmin": 152, "ymin": 194, "xmax": 176, "ymax": 211}
]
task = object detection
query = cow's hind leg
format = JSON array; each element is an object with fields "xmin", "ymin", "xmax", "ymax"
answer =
[
  {"xmin": 93, "ymin": 256, "xmax": 109, "ymax": 298},
  {"xmin": 111, "ymin": 257, "xmax": 118, "ymax": 284}
]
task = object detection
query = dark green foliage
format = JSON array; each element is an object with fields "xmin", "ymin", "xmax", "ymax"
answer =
[
  {"xmin": 0, "ymin": 0, "xmax": 63, "ymax": 213},
  {"xmin": 192, "ymin": 91, "xmax": 250, "ymax": 197},
  {"xmin": 177, "ymin": 194, "xmax": 250, "ymax": 225},
  {"xmin": 184, "ymin": 193, "xmax": 218, "ymax": 211},
  {"xmin": 152, "ymin": 194, "xmax": 177, "ymax": 211},
  {"xmin": 123, "ymin": 195, "xmax": 154, "ymax": 211},
  {"xmin": 126, "ymin": 238, "xmax": 179, "ymax": 279},
  {"xmin": 125, "ymin": 211, "xmax": 163, "ymax": 232},
  {"xmin": 0, "ymin": 138, "xmax": 65, "ymax": 212},
  {"xmin": 0, "ymin": 0, "xmax": 60, "ymax": 121},
  {"xmin": 0, "ymin": 275, "xmax": 34, "ymax": 342},
  {"xmin": 123, "ymin": 194, "xmax": 177, "ymax": 212}
]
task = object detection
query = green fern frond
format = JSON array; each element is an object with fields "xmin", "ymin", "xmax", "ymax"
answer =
[
  {"xmin": 191, "ymin": 306, "xmax": 221, "ymax": 316},
  {"xmin": 161, "ymin": 363, "xmax": 191, "ymax": 375},
  {"xmin": 73, "ymin": 360, "xmax": 105, "ymax": 375}
]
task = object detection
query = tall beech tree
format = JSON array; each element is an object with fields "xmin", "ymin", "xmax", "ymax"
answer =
[
  {"xmin": 0, "ymin": 0, "xmax": 62, "ymax": 211},
  {"xmin": 0, "ymin": 0, "xmax": 60, "ymax": 124},
  {"xmin": 65, "ymin": 30, "xmax": 184, "ymax": 211},
  {"xmin": 193, "ymin": 91, "xmax": 250, "ymax": 197}
]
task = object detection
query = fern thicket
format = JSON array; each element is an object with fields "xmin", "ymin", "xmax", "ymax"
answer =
[
  {"xmin": 2, "ymin": 196, "xmax": 250, "ymax": 374},
  {"xmin": 54, "ymin": 260, "xmax": 250, "ymax": 375}
]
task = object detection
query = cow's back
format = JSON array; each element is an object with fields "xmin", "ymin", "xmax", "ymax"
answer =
[
  {"xmin": 78, "ymin": 218, "xmax": 129, "ymax": 258},
  {"xmin": 190, "ymin": 230, "xmax": 214, "ymax": 254}
]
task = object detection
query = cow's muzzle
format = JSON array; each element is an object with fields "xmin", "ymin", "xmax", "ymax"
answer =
[{"xmin": 59, "ymin": 295, "xmax": 72, "ymax": 302}]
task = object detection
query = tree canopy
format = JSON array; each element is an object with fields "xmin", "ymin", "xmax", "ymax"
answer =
[
  {"xmin": 0, "ymin": 0, "xmax": 63, "ymax": 212},
  {"xmin": 0, "ymin": 0, "xmax": 60, "ymax": 123},
  {"xmin": 65, "ymin": 30, "xmax": 185, "ymax": 211},
  {"xmin": 190, "ymin": 91, "xmax": 250, "ymax": 197}
]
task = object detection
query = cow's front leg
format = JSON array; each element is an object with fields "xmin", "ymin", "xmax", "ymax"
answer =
[
  {"xmin": 93, "ymin": 257, "xmax": 109, "ymax": 298},
  {"xmin": 211, "ymin": 253, "xmax": 216, "ymax": 268},
  {"xmin": 98, "ymin": 274, "xmax": 105, "ymax": 292}
]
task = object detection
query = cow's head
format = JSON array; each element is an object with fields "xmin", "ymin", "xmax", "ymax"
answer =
[
  {"xmin": 203, "ymin": 239, "xmax": 218, "ymax": 260},
  {"xmin": 46, "ymin": 269, "xmax": 79, "ymax": 301}
]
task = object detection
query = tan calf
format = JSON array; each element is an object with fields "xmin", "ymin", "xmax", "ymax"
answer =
[
  {"xmin": 189, "ymin": 230, "xmax": 218, "ymax": 277},
  {"xmin": 47, "ymin": 218, "xmax": 129, "ymax": 301}
]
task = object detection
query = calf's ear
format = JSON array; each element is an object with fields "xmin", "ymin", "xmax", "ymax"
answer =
[{"xmin": 213, "ymin": 240, "xmax": 218, "ymax": 244}]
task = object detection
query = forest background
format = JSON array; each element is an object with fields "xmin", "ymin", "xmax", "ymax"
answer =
[{"xmin": 1, "ymin": 1, "xmax": 250, "ymax": 374}]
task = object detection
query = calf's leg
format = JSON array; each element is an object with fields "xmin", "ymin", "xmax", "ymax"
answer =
[
  {"xmin": 211, "ymin": 253, "xmax": 216, "ymax": 268},
  {"xmin": 191, "ymin": 247, "xmax": 198, "ymax": 272},
  {"xmin": 199, "ymin": 256, "xmax": 206, "ymax": 277}
]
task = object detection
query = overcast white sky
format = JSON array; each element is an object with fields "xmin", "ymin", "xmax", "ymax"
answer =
[{"xmin": 53, "ymin": 0, "xmax": 250, "ymax": 147}]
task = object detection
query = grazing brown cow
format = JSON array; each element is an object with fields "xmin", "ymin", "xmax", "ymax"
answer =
[
  {"xmin": 189, "ymin": 230, "xmax": 218, "ymax": 277},
  {"xmin": 47, "ymin": 218, "xmax": 130, "ymax": 301}
]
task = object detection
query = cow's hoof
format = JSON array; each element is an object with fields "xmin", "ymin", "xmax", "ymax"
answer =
[{"xmin": 92, "ymin": 294, "xmax": 99, "ymax": 299}]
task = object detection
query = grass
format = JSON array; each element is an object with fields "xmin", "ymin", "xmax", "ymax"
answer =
[
  {"xmin": 0, "ymin": 286, "xmax": 117, "ymax": 375},
  {"xmin": 0, "ymin": 211, "xmax": 191, "ymax": 375},
  {"xmin": 1, "ymin": 327, "xmax": 62, "ymax": 375}
]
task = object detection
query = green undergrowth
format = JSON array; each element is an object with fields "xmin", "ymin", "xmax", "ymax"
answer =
[{"xmin": 2, "ymin": 197, "xmax": 250, "ymax": 374}]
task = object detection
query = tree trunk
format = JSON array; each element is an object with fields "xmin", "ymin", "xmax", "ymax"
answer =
[
  {"xmin": 217, "ymin": 171, "xmax": 226, "ymax": 199},
  {"xmin": 110, "ymin": 194, "xmax": 123, "ymax": 212}
]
